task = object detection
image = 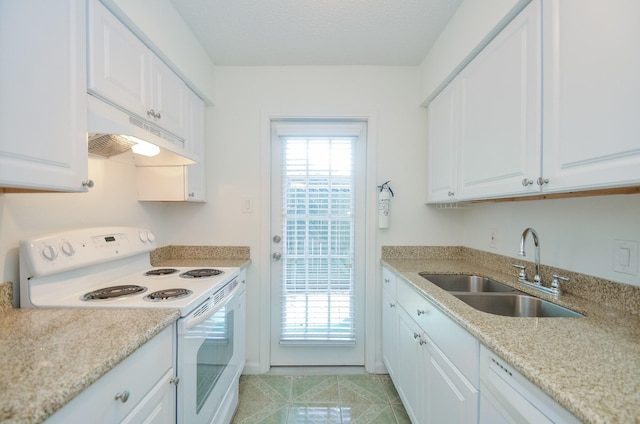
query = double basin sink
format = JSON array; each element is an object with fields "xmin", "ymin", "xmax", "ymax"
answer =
[{"xmin": 419, "ymin": 274, "xmax": 582, "ymax": 318}]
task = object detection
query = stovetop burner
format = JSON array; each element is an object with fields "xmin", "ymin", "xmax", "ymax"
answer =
[
  {"xmin": 144, "ymin": 288, "xmax": 193, "ymax": 302},
  {"xmin": 144, "ymin": 268, "xmax": 179, "ymax": 276},
  {"xmin": 179, "ymin": 268, "xmax": 224, "ymax": 279},
  {"xmin": 83, "ymin": 285, "xmax": 147, "ymax": 301}
]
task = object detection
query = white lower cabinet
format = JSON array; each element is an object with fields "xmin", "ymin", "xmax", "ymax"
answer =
[
  {"xmin": 384, "ymin": 268, "xmax": 479, "ymax": 424},
  {"xmin": 383, "ymin": 268, "xmax": 580, "ymax": 423},
  {"xmin": 46, "ymin": 325, "xmax": 176, "ymax": 423},
  {"xmin": 395, "ymin": 306, "xmax": 429, "ymax": 423},
  {"xmin": 381, "ymin": 267, "xmax": 398, "ymax": 379}
]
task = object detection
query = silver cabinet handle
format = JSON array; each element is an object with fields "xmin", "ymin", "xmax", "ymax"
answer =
[
  {"xmin": 521, "ymin": 178, "xmax": 534, "ymax": 186},
  {"xmin": 413, "ymin": 332, "xmax": 420, "ymax": 339},
  {"xmin": 272, "ymin": 252, "xmax": 282, "ymax": 261},
  {"xmin": 447, "ymin": 191, "xmax": 455, "ymax": 196},
  {"xmin": 170, "ymin": 377, "xmax": 180, "ymax": 386},
  {"xmin": 82, "ymin": 180, "xmax": 94, "ymax": 188},
  {"xmin": 537, "ymin": 177, "xmax": 549, "ymax": 186},
  {"xmin": 115, "ymin": 390, "xmax": 130, "ymax": 403},
  {"xmin": 417, "ymin": 309, "xmax": 426, "ymax": 316}
]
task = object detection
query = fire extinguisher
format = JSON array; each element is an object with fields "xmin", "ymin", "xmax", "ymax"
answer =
[{"xmin": 378, "ymin": 181, "xmax": 394, "ymax": 229}]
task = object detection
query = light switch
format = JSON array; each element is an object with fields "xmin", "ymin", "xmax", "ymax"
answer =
[
  {"xmin": 242, "ymin": 198, "xmax": 254, "ymax": 213},
  {"xmin": 614, "ymin": 240, "xmax": 638, "ymax": 275}
]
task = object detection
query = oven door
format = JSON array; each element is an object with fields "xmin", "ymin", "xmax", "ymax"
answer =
[{"xmin": 177, "ymin": 283, "xmax": 246, "ymax": 424}]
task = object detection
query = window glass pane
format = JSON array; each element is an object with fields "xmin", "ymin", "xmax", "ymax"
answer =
[{"xmin": 280, "ymin": 137, "xmax": 355, "ymax": 343}]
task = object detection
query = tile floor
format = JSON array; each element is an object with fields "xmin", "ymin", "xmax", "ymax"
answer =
[{"xmin": 232, "ymin": 373, "xmax": 410, "ymax": 424}]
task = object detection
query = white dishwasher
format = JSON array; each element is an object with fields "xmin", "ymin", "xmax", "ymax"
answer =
[{"xmin": 479, "ymin": 345, "xmax": 581, "ymax": 424}]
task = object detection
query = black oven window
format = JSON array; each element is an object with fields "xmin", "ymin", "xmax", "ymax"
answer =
[{"xmin": 196, "ymin": 307, "xmax": 234, "ymax": 413}]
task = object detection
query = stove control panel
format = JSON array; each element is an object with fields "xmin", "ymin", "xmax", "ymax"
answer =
[{"xmin": 20, "ymin": 227, "xmax": 157, "ymax": 277}]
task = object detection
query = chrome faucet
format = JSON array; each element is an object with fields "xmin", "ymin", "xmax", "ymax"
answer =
[
  {"xmin": 518, "ymin": 227, "xmax": 541, "ymax": 284},
  {"xmin": 513, "ymin": 227, "xmax": 568, "ymax": 297}
]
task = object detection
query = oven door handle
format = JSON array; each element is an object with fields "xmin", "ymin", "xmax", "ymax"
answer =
[{"xmin": 183, "ymin": 282, "xmax": 241, "ymax": 331}]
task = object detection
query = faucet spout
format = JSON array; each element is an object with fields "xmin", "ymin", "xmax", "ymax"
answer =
[{"xmin": 518, "ymin": 227, "xmax": 541, "ymax": 284}]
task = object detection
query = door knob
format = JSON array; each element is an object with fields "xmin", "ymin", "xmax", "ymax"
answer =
[{"xmin": 272, "ymin": 252, "xmax": 282, "ymax": 261}]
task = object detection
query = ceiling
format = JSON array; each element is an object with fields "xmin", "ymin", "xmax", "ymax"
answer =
[{"xmin": 169, "ymin": 0, "xmax": 463, "ymax": 66}]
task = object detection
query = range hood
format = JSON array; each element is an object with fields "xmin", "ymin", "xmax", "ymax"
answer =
[{"xmin": 87, "ymin": 94, "xmax": 197, "ymax": 166}]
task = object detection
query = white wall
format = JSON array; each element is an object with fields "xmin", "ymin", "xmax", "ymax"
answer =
[
  {"xmin": 0, "ymin": 157, "xmax": 166, "ymax": 305},
  {"xmin": 159, "ymin": 66, "xmax": 464, "ymax": 372},
  {"xmin": 462, "ymin": 195, "xmax": 640, "ymax": 287}
]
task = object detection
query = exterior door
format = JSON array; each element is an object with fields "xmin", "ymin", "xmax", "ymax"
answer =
[{"xmin": 270, "ymin": 120, "xmax": 366, "ymax": 366}]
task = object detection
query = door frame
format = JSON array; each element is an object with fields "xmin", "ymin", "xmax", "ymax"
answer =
[{"xmin": 256, "ymin": 110, "xmax": 378, "ymax": 374}]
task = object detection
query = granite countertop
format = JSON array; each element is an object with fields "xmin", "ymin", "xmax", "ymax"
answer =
[
  {"xmin": 0, "ymin": 300, "xmax": 179, "ymax": 424},
  {"xmin": 150, "ymin": 245, "xmax": 251, "ymax": 269},
  {"xmin": 381, "ymin": 256, "xmax": 640, "ymax": 424}
]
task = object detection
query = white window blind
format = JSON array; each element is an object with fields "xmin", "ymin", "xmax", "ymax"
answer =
[{"xmin": 280, "ymin": 137, "xmax": 355, "ymax": 344}]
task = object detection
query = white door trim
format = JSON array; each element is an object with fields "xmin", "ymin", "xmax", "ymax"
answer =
[{"xmin": 254, "ymin": 110, "xmax": 378, "ymax": 374}]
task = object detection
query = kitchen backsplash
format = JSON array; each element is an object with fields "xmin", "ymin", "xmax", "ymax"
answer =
[{"xmin": 381, "ymin": 246, "xmax": 640, "ymax": 316}]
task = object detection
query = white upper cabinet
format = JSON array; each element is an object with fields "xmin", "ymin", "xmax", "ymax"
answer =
[
  {"xmin": 457, "ymin": 0, "xmax": 541, "ymax": 200},
  {"xmin": 150, "ymin": 55, "xmax": 187, "ymax": 139},
  {"xmin": 541, "ymin": 0, "xmax": 640, "ymax": 192},
  {"xmin": 427, "ymin": 81, "xmax": 458, "ymax": 202},
  {"xmin": 88, "ymin": 0, "xmax": 188, "ymax": 140},
  {"xmin": 137, "ymin": 90, "xmax": 206, "ymax": 202},
  {"xmin": 427, "ymin": 0, "xmax": 541, "ymax": 203},
  {"xmin": 427, "ymin": 0, "xmax": 640, "ymax": 203},
  {"xmin": 0, "ymin": 0, "xmax": 89, "ymax": 192},
  {"xmin": 87, "ymin": 0, "xmax": 151, "ymax": 118}
]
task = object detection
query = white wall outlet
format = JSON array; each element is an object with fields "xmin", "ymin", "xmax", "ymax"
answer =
[
  {"xmin": 614, "ymin": 239, "xmax": 638, "ymax": 275},
  {"xmin": 489, "ymin": 228, "xmax": 499, "ymax": 249}
]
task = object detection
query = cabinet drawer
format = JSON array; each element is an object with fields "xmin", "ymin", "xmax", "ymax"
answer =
[
  {"xmin": 47, "ymin": 325, "xmax": 174, "ymax": 423},
  {"xmin": 397, "ymin": 277, "xmax": 479, "ymax": 386}
]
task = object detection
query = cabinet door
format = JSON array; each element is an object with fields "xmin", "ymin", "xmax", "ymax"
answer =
[
  {"xmin": 426, "ymin": 340, "xmax": 479, "ymax": 424},
  {"xmin": 184, "ymin": 90, "xmax": 206, "ymax": 202},
  {"xmin": 395, "ymin": 307, "xmax": 428, "ymax": 424},
  {"xmin": 121, "ymin": 370, "xmax": 176, "ymax": 424},
  {"xmin": 381, "ymin": 290, "xmax": 397, "ymax": 379},
  {"xmin": 87, "ymin": 0, "xmax": 151, "ymax": 119},
  {"xmin": 151, "ymin": 55, "xmax": 187, "ymax": 139},
  {"xmin": 427, "ymin": 81, "xmax": 458, "ymax": 203},
  {"xmin": 541, "ymin": 0, "xmax": 640, "ymax": 192},
  {"xmin": 0, "ymin": 0, "xmax": 88, "ymax": 192},
  {"xmin": 457, "ymin": 0, "xmax": 541, "ymax": 200}
]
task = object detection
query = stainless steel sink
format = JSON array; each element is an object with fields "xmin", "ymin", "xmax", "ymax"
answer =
[
  {"xmin": 453, "ymin": 293, "xmax": 583, "ymax": 318},
  {"xmin": 419, "ymin": 273, "xmax": 518, "ymax": 293}
]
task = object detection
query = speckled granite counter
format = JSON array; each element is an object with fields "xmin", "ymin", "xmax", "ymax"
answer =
[
  {"xmin": 381, "ymin": 247, "xmax": 640, "ymax": 424},
  {"xmin": 0, "ymin": 302, "xmax": 179, "ymax": 424},
  {"xmin": 150, "ymin": 245, "xmax": 251, "ymax": 268}
]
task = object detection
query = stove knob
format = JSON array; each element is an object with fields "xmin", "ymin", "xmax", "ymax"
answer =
[
  {"xmin": 42, "ymin": 245, "xmax": 58, "ymax": 261},
  {"xmin": 138, "ymin": 232, "xmax": 148, "ymax": 242},
  {"xmin": 61, "ymin": 241, "xmax": 75, "ymax": 256},
  {"xmin": 147, "ymin": 232, "xmax": 155, "ymax": 242}
]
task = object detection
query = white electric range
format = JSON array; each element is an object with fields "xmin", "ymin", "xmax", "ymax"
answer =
[{"xmin": 19, "ymin": 227, "xmax": 246, "ymax": 424}]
